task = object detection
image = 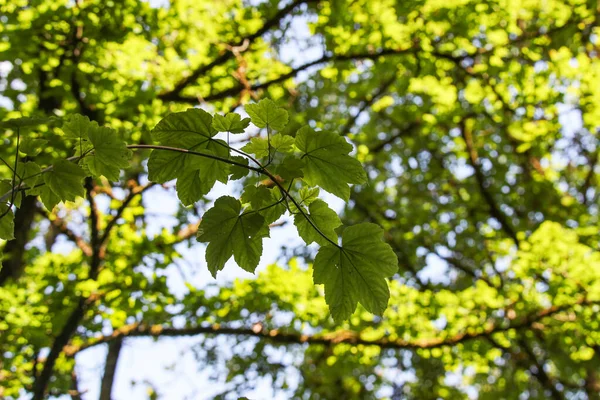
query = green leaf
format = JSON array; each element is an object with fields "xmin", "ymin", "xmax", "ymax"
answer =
[
  {"xmin": 212, "ymin": 113, "xmax": 251, "ymax": 134},
  {"xmin": 299, "ymin": 187, "xmax": 319, "ymax": 206},
  {"xmin": 62, "ymin": 114, "xmax": 95, "ymax": 140},
  {"xmin": 229, "ymin": 156, "xmax": 250, "ymax": 180},
  {"xmin": 295, "ymin": 126, "xmax": 367, "ymax": 200},
  {"xmin": 148, "ymin": 108, "xmax": 229, "ymax": 185},
  {"xmin": 42, "ymin": 160, "xmax": 86, "ymax": 203},
  {"xmin": 19, "ymin": 138, "xmax": 48, "ymax": 156},
  {"xmin": 241, "ymin": 137, "xmax": 269, "ymax": 158},
  {"xmin": 270, "ymin": 134, "xmax": 295, "ymax": 153},
  {"xmin": 313, "ymin": 223, "xmax": 398, "ymax": 322},
  {"xmin": 36, "ymin": 186, "xmax": 61, "ymax": 211},
  {"xmin": 294, "ymin": 199, "xmax": 341, "ymax": 246},
  {"xmin": 175, "ymin": 169, "xmax": 205, "ymax": 206},
  {"xmin": 197, "ymin": 196, "xmax": 269, "ymax": 277},
  {"xmin": 175, "ymin": 151, "xmax": 231, "ymax": 206},
  {"xmin": 0, "ymin": 204, "xmax": 15, "ymax": 240},
  {"xmin": 13, "ymin": 162, "xmax": 42, "ymax": 207},
  {"xmin": 245, "ymin": 99, "xmax": 289, "ymax": 131},
  {"xmin": 241, "ymin": 185, "xmax": 286, "ymax": 224},
  {"xmin": 16, "ymin": 162, "xmax": 41, "ymax": 189},
  {"xmin": 85, "ymin": 126, "xmax": 131, "ymax": 181}
]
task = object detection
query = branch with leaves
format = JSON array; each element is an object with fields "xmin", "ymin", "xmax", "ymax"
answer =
[{"xmin": 0, "ymin": 99, "xmax": 398, "ymax": 323}]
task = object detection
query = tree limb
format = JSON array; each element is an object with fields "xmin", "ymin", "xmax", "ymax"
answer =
[
  {"xmin": 66, "ymin": 297, "xmax": 598, "ymax": 356},
  {"xmin": 99, "ymin": 337, "xmax": 123, "ymax": 400},
  {"xmin": 159, "ymin": 0, "xmax": 319, "ymax": 101}
]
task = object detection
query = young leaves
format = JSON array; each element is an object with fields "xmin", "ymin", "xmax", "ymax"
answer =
[
  {"xmin": 245, "ymin": 99, "xmax": 289, "ymax": 131},
  {"xmin": 313, "ymin": 223, "xmax": 398, "ymax": 322},
  {"xmin": 294, "ymin": 199, "xmax": 341, "ymax": 246},
  {"xmin": 295, "ymin": 126, "xmax": 367, "ymax": 200},
  {"xmin": 62, "ymin": 114, "xmax": 93, "ymax": 140},
  {"xmin": 241, "ymin": 185, "xmax": 286, "ymax": 224},
  {"xmin": 197, "ymin": 196, "xmax": 269, "ymax": 277},
  {"xmin": 212, "ymin": 113, "xmax": 251, "ymax": 133}
]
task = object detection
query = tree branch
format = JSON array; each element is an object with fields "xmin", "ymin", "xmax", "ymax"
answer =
[
  {"xmin": 99, "ymin": 337, "xmax": 123, "ymax": 400},
  {"xmin": 162, "ymin": 47, "xmax": 415, "ymax": 104},
  {"xmin": 159, "ymin": 0, "xmax": 319, "ymax": 101},
  {"xmin": 31, "ymin": 180, "xmax": 103, "ymax": 399},
  {"xmin": 341, "ymin": 74, "xmax": 397, "ymax": 136},
  {"xmin": 99, "ymin": 182, "xmax": 156, "ymax": 245},
  {"xmin": 67, "ymin": 297, "xmax": 597, "ymax": 356},
  {"xmin": 42, "ymin": 210, "xmax": 93, "ymax": 257},
  {"xmin": 460, "ymin": 119, "xmax": 520, "ymax": 245}
]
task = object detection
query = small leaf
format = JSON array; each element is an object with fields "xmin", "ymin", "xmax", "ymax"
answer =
[
  {"xmin": 17, "ymin": 161, "xmax": 41, "ymax": 186},
  {"xmin": 241, "ymin": 185, "xmax": 286, "ymax": 224},
  {"xmin": 241, "ymin": 137, "xmax": 269, "ymax": 158},
  {"xmin": 0, "ymin": 204, "xmax": 15, "ymax": 240},
  {"xmin": 294, "ymin": 199, "xmax": 341, "ymax": 245},
  {"xmin": 197, "ymin": 196, "xmax": 269, "ymax": 276},
  {"xmin": 62, "ymin": 114, "xmax": 95, "ymax": 140},
  {"xmin": 85, "ymin": 126, "xmax": 131, "ymax": 181},
  {"xmin": 270, "ymin": 134, "xmax": 295, "ymax": 153},
  {"xmin": 295, "ymin": 126, "xmax": 366, "ymax": 200},
  {"xmin": 229, "ymin": 156, "xmax": 250, "ymax": 180},
  {"xmin": 19, "ymin": 138, "xmax": 48, "ymax": 156},
  {"xmin": 36, "ymin": 186, "xmax": 61, "ymax": 210},
  {"xmin": 212, "ymin": 113, "xmax": 251, "ymax": 134},
  {"xmin": 313, "ymin": 223, "xmax": 398, "ymax": 322},
  {"xmin": 294, "ymin": 200, "xmax": 342, "ymax": 246},
  {"xmin": 299, "ymin": 187, "xmax": 319, "ymax": 206},
  {"xmin": 245, "ymin": 99, "xmax": 289, "ymax": 131}
]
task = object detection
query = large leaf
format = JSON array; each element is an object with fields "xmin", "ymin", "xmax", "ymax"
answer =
[
  {"xmin": 197, "ymin": 196, "xmax": 269, "ymax": 276},
  {"xmin": 85, "ymin": 125, "xmax": 131, "ymax": 181},
  {"xmin": 245, "ymin": 99, "xmax": 289, "ymax": 131},
  {"xmin": 148, "ymin": 109, "xmax": 230, "ymax": 202},
  {"xmin": 295, "ymin": 126, "xmax": 367, "ymax": 200},
  {"xmin": 313, "ymin": 223, "xmax": 398, "ymax": 322},
  {"xmin": 294, "ymin": 199, "xmax": 341, "ymax": 246}
]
